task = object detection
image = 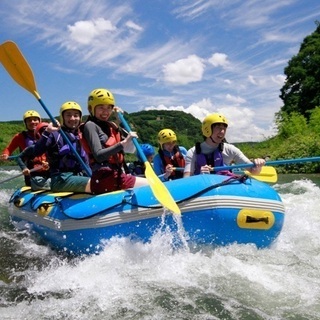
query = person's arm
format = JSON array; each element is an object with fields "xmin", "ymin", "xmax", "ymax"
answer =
[
  {"xmin": 223, "ymin": 144, "xmax": 265, "ymax": 174},
  {"xmin": 1, "ymin": 133, "xmax": 25, "ymax": 159},
  {"xmin": 16, "ymin": 145, "xmax": 36, "ymax": 170},
  {"xmin": 183, "ymin": 147, "xmax": 195, "ymax": 177},
  {"xmin": 248, "ymin": 158, "xmax": 265, "ymax": 174},
  {"xmin": 83, "ymin": 121, "xmax": 123, "ymax": 163},
  {"xmin": 33, "ymin": 130, "xmax": 51, "ymax": 156}
]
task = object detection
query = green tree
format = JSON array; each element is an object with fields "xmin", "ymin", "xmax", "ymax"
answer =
[
  {"xmin": 279, "ymin": 21, "xmax": 320, "ymax": 119},
  {"xmin": 308, "ymin": 106, "xmax": 320, "ymax": 132},
  {"xmin": 276, "ymin": 111, "xmax": 308, "ymax": 139}
]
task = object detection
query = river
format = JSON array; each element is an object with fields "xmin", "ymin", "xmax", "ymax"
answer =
[{"xmin": 0, "ymin": 167, "xmax": 319, "ymax": 320}]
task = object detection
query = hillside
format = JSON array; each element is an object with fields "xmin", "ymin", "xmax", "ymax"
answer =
[
  {"xmin": 124, "ymin": 110, "xmax": 203, "ymax": 149},
  {"xmin": 0, "ymin": 110, "xmax": 203, "ymax": 166},
  {"xmin": 2, "ymin": 109, "xmax": 320, "ymax": 174}
]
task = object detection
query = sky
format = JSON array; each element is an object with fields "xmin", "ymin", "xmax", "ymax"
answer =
[{"xmin": 0, "ymin": 0, "xmax": 319, "ymax": 143}]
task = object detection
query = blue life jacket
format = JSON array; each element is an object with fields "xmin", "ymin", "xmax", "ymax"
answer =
[{"xmin": 49, "ymin": 130, "xmax": 88, "ymax": 175}]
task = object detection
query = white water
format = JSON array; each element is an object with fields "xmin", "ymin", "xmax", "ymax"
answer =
[{"xmin": 0, "ymin": 171, "xmax": 320, "ymax": 319}]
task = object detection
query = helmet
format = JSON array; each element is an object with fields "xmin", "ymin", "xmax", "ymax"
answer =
[
  {"xmin": 158, "ymin": 129, "xmax": 177, "ymax": 146},
  {"xmin": 34, "ymin": 122, "xmax": 49, "ymax": 139},
  {"xmin": 202, "ymin": 113, "xmax": 228, "ymax": 137},
  {"xmin": 60, "ymin": 101, "xmax": 82, "ymax": 125},
  {"xmin": 137, "ymin": 144, "xmax": 155, "ymax": 162},
  {"xmin": 87, "ymin": 88, "xmax": 115, "ymax": 115},
  {"xmin": 142, "ymin": 144, "xmax": 155, "ymax": 156},
  {"xmin": 23, "ymin": 110, "xmax": 41, "ymax": 122}
]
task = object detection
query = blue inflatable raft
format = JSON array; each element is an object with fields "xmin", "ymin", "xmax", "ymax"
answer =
[{"xmin": 8, "ymin": 174, "xmax": 285, "ymax": 255}]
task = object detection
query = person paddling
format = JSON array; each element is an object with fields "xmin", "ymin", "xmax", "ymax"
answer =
[
  {"xmin": 81, "ymin": 88, "xmax": 149, "ymax": 194},
  {"xmin": 29, "ymin": 101, "xmax": 92, "ymax": 193},
  {"xmin": 183, "ymin": 113, "xmax": 265, "ymax": 177},
  {"xmin": 0, "ymin": 110, "xmax": 49, "ymax": 187},
  {"xmin": 153, "ymin": 129, "xmax": 187, "ymax": 181}
]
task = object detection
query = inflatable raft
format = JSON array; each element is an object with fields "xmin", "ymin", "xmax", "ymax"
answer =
[{"xmin": 8, "ymin": 174, "xmax": 285, "ymax": 255}]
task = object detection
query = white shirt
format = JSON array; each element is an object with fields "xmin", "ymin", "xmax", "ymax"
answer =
[{"xmin": 184, "ymin": 141, "xmax": 253, "ymax": 175}]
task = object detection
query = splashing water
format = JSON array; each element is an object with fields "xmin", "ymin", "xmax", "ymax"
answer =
[{"xmin": 0, "ymin": 173, "xmax": 320, "ymax": 319}]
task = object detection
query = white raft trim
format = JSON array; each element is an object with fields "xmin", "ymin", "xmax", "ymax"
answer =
[{"xmin": 10, "ymin": 195, "xmax": 285, "ymax": 232}]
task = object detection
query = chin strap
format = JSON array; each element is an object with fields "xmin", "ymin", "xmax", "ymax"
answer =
[{"xmin": 210, "ymin": 136, "xmax": 218, "ymax": 144}]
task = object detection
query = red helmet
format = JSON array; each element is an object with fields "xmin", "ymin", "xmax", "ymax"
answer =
[{"xmin": 35, "ymin": 122, "xmax": 49, "ymax": 139}]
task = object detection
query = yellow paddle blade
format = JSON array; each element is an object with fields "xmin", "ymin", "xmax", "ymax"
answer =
[
  {"xmin": 0, "ymin": 41, "xmax": 40, "ymax": 99},
  {"xmin": 145, "ymin": 162, "xmax": 181, "ymax": 214},
  {"xmin": 244, "ymin": 166, "xmax": 277, "ymax": 183}
]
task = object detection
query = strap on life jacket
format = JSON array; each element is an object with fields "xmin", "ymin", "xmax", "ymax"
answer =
[
  {"xmin": 79, "ymin": 121, "xmax": 128, "ymax": 188},
  {"xmin": 49, "ymin": 130, "xmax": 87, "ymax": 175},
  {"xmin": 79, "ymin": 121, "xmax": 125, "ymax": 167},
  {"xmin": 22, "ymin": 131, "xmax": 47, "ymax": 174}
]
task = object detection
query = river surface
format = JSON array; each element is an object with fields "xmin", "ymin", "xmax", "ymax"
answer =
[{"xmin": 0, "ymin": 167, "xmax": 319, "ymax": 320}]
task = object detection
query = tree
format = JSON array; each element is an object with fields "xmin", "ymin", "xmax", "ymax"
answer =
[
  {"xmin": 308, "ymin": 106, "xmax": 320, "ymax": 132},
  {"xmin": 279, "ymin": 21, "xmax": 320, "ymax": 119},
  {"xmin": 276, "ymin": 111, "xmax": 308, "ymax": 139}
]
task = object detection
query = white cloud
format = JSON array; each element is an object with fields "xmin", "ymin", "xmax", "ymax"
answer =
[
  {"xmin": 162, "ymin": 55, "xmax": 205, "ymax": 85},
  {"xmin": 144, "ymin": 100, "xmax": 276, "ymax": 142},
  {"xmin": 248, "ymin": 75, "xmax": 257, "ymax": 85},
  {"xmin": 208, "ymin": 53, "xmax": 230, "ymax": 68},
  {"xmin": 271, "ymin": 74, "xmax": 286, "ymax": 85},
  {"xmin": 125, "ymin": 20, "xmax": 143, "ymax": 31},
  {"xmin": 225, "ymin": 94, "xmax": 246, "ymax": 104},
  {"xmin": 263, "ymin": 31, "xmax": 298, "ymax": 43},
  {"xmin": 68, "ymin": 18, "xmax": 116, "ymax": 45}
]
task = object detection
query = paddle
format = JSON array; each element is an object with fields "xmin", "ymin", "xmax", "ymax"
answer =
[
  {"xmin": 240, "ymin": 167, "xmax": 277, "ymax": 183},
  {"xmin": 0, "ymin": 40, "xmax": 92, "ymax": 177},
  {"xmin": 172, "ymin": 166, "xmax": 277, "ymax": 183},
  {"xmin": 0, "ymin": 166, "xmax": 42, "ymax": 185},
  {"xmin": 213, "ymin": 156, "xmax": 320, "ymax": 171},
  {"xmin": 117, "ymin": 112, "xmax": 181, "ymax": 214}
]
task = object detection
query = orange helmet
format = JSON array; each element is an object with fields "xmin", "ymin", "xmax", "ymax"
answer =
[{"xmin": 34, "ymin": 122, "xmax": 49, "ymax": 139}]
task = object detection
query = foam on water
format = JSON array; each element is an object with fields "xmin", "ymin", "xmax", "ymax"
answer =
[{"xmin": 0, "ymin": 178, "xmax": 320, "ymax": 319}]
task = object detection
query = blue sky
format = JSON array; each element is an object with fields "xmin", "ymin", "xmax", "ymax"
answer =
[{"xmin": 0, "ymin": 0, "xmax": 319, "ymax": 142}]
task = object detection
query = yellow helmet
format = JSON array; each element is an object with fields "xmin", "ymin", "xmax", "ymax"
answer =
[
  {"xmin": 158, "ymin": 129, "xmax": 177, "ymax": 146},
  {"xmin": 202, "ymin": 113, "xmax": 228, "ymax": 137},
  {"xmin": 59, "ymin": 101, "xmax": 82, "ymax": 125},
  {"xmin": 23, "ymin": 110, "xmax": 41, "ymax": 122},
  {"xmin": 87, "ymin": 88, "xmax": 115, "ymax": 116}
]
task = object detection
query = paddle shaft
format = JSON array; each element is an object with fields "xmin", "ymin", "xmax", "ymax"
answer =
[
  {"xmin": 37, "ymin": 98, "xmax": 92, "ymax": 177},
  {"xmin": 117, "ymin": 114, "xmax": 147, "ymax": 162},
  {"xmin": 212, "ymin": 156, "xmax": 320, "ymax": 172},
  {"xmin": 117, "ymin": 112, "xmax": 180, "ymax": 214},
  {"xmin": 0, "ymin": 166, "xmax": 42, "ymax": 185}
]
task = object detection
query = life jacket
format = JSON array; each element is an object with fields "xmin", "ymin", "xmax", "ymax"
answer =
[
  {"xmin": 79, "ymin": 120, "xmax": 124, "ymax": 168},
  {"xmin": 194, "ymin": 142, "xmax": 225, "ymax": 175},
  {"xmin": 159, "ymin": 146, "xmax": 185, "ymax": 179},
  {"xmin": 22, "ymin": 131, "xmax": 47, "ymax": 175},
  {"xmin": 22, "ymin": 130, "xmax": 36, "ymax": 148},
  {"xmin": 49, "ymin": 130, "xmax": 88, "ymax": 175}
]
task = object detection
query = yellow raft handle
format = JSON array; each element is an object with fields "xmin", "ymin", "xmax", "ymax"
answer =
[{"xmin": 237, "ymin": 209, "xmax": 275, "ymax": 230}]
